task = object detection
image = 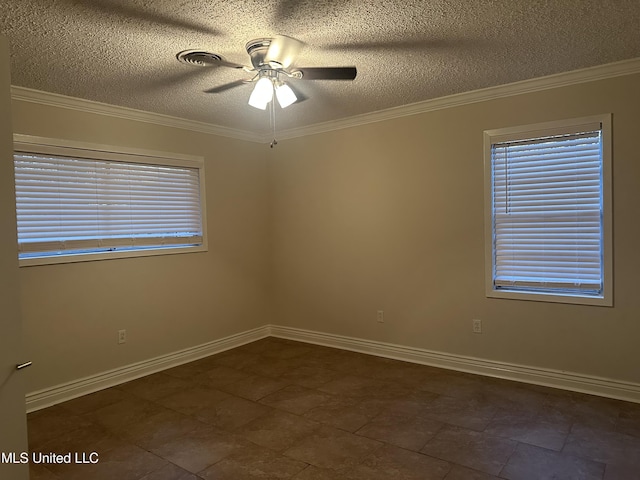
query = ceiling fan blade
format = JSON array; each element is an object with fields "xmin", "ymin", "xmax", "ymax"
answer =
[
  {"xmin": 273, "ymin": 0, "xmax": 350, "ymax": 24},
  {"xmin": 211, "ymin": 59, "xmax": 246, "ymax": 69},
  {"xmin": 273, "ymin": 0, "xmax": 303, "ymax": 22},
  {"xmin": 60, "ymin": 0, "xmax": 219, "ymax": 36},
  {"xmin": 323, "ymin": 40, "xmax": 436, "ymax": 52},
  {"xmin": 203, "ymin": 80, "xmax": 250, "ymax": 94},
  {"xmin": 322, "ymin": 38, "xmax": 486, "ymax": 53},
  {"xmin": 294, "ymin": 67, "xmax": 357, "ymax": 80},
  {"xmin": 264, "ymin": 35, "xmax": 304, "ymax": 69},
  {"xmin": 137, "ymin": 67, "xmax": 214, "ymax": 93}
]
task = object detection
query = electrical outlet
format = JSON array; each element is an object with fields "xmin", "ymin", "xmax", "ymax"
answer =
[
  {"xmin": 377, "ymin": 310, "xmax": 384, "ymax": 323},
  {"xmin": 118, "ymin": 329, "xmax": 126, "ymax": 344},
  {"xmin": 472, "ymin": 319, "xmax": 482, "ymax": 334}
]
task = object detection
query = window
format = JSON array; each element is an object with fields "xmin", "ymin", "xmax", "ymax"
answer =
[
  {"xmin": 484, "ymin": 115, "xmax": 612, "ymax": 306},
  {"xmin": 13, "ymin": 135, "xmax": 207, "ymax": 266}
]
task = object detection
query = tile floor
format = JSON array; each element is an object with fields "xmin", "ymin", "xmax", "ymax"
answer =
[{"xmin": 27, "ymin": 337, "xmax": 640, "ymax": 479}]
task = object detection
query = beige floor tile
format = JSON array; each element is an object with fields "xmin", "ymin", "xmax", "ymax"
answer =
[
  {"xmin": 235, "ymin": 410, "xmax": 321, "ymax": 452},
  {"xmin": 417, "ymin": 394, "xmax": 497, "ymax": 432},
  {"xmin": 149, "ymin": 424, "xmax": 248, "ymax": 473},
  {"xmin": 58, "ymin": 388, "xmax": 130, "ymax": 415},
  {"xmin": 366, "ymin": 361, "xmax": 440, "ymax": 387},
  {"xmin": 484, "ymin": 411, "xmax": 570, "ymax": 451},
  {"xmin": 283, "ymin": 425, "xmax": 382, "ymax": 472},
  {"xmin": 162, "ymin": 360, "xmax": 212, "ymax": 379},
  {"xmin": 260, "ymin": 343, "xmax": 314, "ymax": 360},
  {"xmin": 219, "ymin": 374, "xmax": 290, "ymax": 401},
  {"xmin": 417, "ymin": 372, "xmax": 487, "ymax": 399},
  {"xmin": 529, "ymin": 401, "xmax": 575, "ymax": 430},
  {"xmin": 194, "ymin": 394, "xmax": 272, "ymax": 430},
  {"xmin": 28, "ymin": 405, "xmax": 94, "ymax": 449},
  {"xmin": 545, "ymin": 392, "xmax": 621, "ymax": 431},
  {"xmin": 317, "ymin": 374, "xmax": 399, "ymax": 398},
  {"xmin": 116, "ymin": 408, "xmax": 206, "ymax": 450},
  {"xmin": 279, "ymin": 365, "xmax": 342, "ymax": 389},
  {"xmin": 139, "ymin": 462, "xmax": 201, "ymax": 479},
  {"xmin": 199, "ymin": 443, "xmax": 308, "ymax": 479},
  {"xmin": 356, "ymin": 412, "xmax": 443, "ymax": 451},
  {"xmin": 43, "ymin": 443, "xmax": 168, "ymax": 480},
  {"xmin": 192, "ymin": 365, "xmax": 252, "ymax": 388},
  {"xmin": 82, "ymin": 396, "xmax": 167, "ymax": 432},
  {"xmin": 259, "ymin": 384, "xmax": 333, "ymax": 415},
  {"xmin": 184, "ymin": 354, "xmax": 234, "ymax": 371},
  {"xmin": 117, "ymin": 373, "xmax": 193, "ymax": 401},
  {"xmin": 562, "ymin": 423, "xmax": 640, "ymax": 468},
  {"xmin": 289, "ymin": 349, "xmax": 348, "ymax": 371},
  {"xmin": 349, "ymin": 444, "xmax": 451, "ymax": 480},
  {"xmin": 604, "ymin": 462, "xmax": 640, "ymax": 480},
  {"xmin": 615, "ymin": 407, "xmax": 640, "ymax": 439},
  {"xmin": 24, "ymin": 339, "xmax": 640, "ymax": 480},
  {"xmin": 28, "ymin": 464, "xmax": 60, "ymax": 480},
  {"xmin": 332, "ymin": 352, "xmax": 395, "ymax": 378},
  {"xmin": 303, "ymin": 394, "xmax": 385, "ymax": 432},
  {"xmin": 156, "ymin": 385, "xmax": 231, "ymax": 415},
  {"xmin": 240, "ymin": 357, "xmax": 299, "ymax": 378},
  {"xmin": 443, "ymin": 465, "xmax": 501, "ymax": 479},
  {"xmin": 479, "ymin": 378, "xmax": 549, "ymax": 411},
  {"xmin": 421, "ymin": 425, "xmax": 517, "ymax": 475},
  {"xmin": 380, "ymin": 389, "xmax": 439, "ymax": 417},
  {"xmin": 34, "ymin": 422, "xmax": 121, "ymax": 457},
  {"xmin": 500, "ymin": 443, "xmax": 605, "ymax": 480},
  {"xmin": 292, "ymin": 465, "xmax": 344, "ymax": 479}
]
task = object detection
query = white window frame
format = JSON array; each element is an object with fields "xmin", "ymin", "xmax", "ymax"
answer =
[
  {"xmin": 13, "ymin": 134, "xmax": 208, "ymax": 267},
  {"xmin": 483, "ymin": 115, "xmax": 612, "ymax": 306}
]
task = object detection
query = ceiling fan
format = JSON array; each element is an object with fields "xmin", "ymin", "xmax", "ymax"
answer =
[{"xmin": 176, "ymin": 35, "xmax": 357, "ymax": 111}]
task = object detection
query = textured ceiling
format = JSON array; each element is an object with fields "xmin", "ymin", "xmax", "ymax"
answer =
[{"xmin": 1, "ymin": 0, "xmax": 640, "ymax": 135}]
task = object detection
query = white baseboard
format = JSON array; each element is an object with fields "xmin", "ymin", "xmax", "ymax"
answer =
[
  {"xmin": 25, "ymin": 326, "xmax": 270, "ymax": 412},
  {"xmin": 26, "ymin": 324, "xmax": 640, "ymax": 412},
  {"xmin": 270, "ymin": 325, "xmax": 640, "ymax": 404}
]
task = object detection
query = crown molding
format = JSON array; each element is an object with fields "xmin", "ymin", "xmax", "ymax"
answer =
[
  {"xmin": 276, "ymin": 57, "xmax": 640, "ymax": 141},
  {"xmin": 11, "ymin": 57, "xmax": 640, "ymax": 145},
  {"xmin": 10, "ymin": 85, "xmax": 260, "ymax": 143}
]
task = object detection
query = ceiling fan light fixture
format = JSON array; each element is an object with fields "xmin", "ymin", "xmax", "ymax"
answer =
[
  {"xmin": 248, "ymin": 77, "xmax": 274, "ymax": 109},
  {"xmin": 275, "ymin": 82, "xmax": 297, "ymax": 108}
]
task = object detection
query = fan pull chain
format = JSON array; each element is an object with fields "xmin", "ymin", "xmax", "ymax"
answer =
[{"xmin": 270, "ymin": 94, "xmax": 278, "ymax": 148}]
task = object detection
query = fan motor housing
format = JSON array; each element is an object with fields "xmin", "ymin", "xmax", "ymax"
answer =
[{"xmin": 245, "ymin": 38, "xmax": 272, "ymax": 69}]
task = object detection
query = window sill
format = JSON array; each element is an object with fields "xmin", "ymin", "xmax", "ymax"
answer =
[
  {"xmin": 486, "ymin": 288, "xmax": 612, "ymax": 307},
  {"xmin": 18, "ymin": 244, "xmax": 208, "ymax": 267}
]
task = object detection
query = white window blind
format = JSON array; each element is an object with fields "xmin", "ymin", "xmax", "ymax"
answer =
[
  {"xmin": 490, "ymin": 127, "xmax": 603, "ymax": 296},
  {"xmin": 14, "ymin": 152, "xmax": 203, "ymax": 259}
]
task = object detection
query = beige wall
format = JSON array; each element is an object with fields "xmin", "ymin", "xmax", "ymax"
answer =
[
  {"xmin": 10, "ymin": 71, "xmax": 640, "ymax": 395},
  {"xmin": 0, "ymin": 35, "xmax": 29, "ymax": 479},
  {"xmin": 268, "ymin": 73, "xmax": 640, "ymax": 384},
  {"xmin": 11, "ymin": 101, "xmax": 272, "ymax": 392}
]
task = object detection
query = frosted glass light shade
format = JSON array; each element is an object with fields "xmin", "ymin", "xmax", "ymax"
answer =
[
  {"xmin": 275, "ymin": 82, "xmax": 297, "ymax": 108},
  {"xmin": 248, "ymin": 77, "xmax": 274, "ymax": 109}
]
